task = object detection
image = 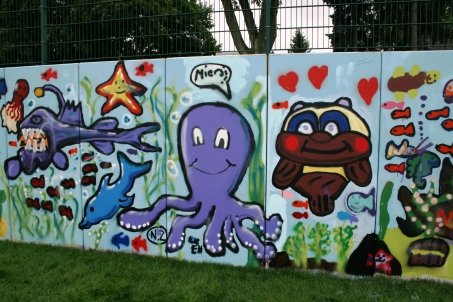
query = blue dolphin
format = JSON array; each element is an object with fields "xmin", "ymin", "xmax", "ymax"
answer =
[{"xmin": 79, "ymin": 152, "xmax": 152, "ymax": 229}]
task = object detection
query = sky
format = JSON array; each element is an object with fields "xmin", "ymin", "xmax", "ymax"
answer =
[{"xmin": 207, "ymin": 0, "xmax": 333, "ymax": 53}]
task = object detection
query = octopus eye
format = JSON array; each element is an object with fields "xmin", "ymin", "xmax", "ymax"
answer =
[
  {"xmin": 297, "ymin": 122, "xmax": 313, "ymax": 135},
  {"xmin": 214, "ymin": 128, "xmax": 229, "ymax": 149},
  {"xmin": 31, "ymin": 115, "xmax": 42, "ymax": 125},
  {"xmin": 324, "ymin": 122, "xmax": 339, "ymax": 136},
  {"xmin": 192, "ymin": 127, "xmax": 204, "ymax": 146}
]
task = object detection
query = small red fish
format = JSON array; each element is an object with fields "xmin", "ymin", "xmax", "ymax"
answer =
[
  {"xmin": 40, "ymin": 68, "xmax": 58, "ymax": 81},
  {"xmin": 272, "ymin": 101, "xmax": 289, "ymax": 110},
  {"xmin": 82, "ymin": 164, "xmax": 98, "ymax": 175},
  {"xmin": 291, "ymin": 200, "xmax": 309, "ymax": 209},
  {"xmin": 30, "ymin": 175, "xmax": 45, "ymax": 188},
  {"xmin": 441, "ymin": 119, "xmax": 453, "ymax": 131},
  {"xmin": 391, "ymin": 107, "xmax": 411, "ymax": 119},
  {"xmin": 382, "ymin": 101, "xmax": 404, "ymax": 110},
  {"xmin": 132, "ymin": 235, "xmax": 148, "ymax": 252},
  {"xmin": 292, "ymin": 212, "xmax": 309, "ymax": 219},
  {"xmin": 436, "ymin": 144, "xmax": 453, "ymax": 156},
  {"xmin": 82, "ymin": 152, "xmax": 94, "ymax": 162},
  {"xmin": 426, "ymin": 106, "xmax": 450, "ymax": 120},
  {"xmin": 60, "ymin": 178, "xmax": 76, "ymax": 189},
  {"xmin": 384, "ymin": 162, "xmax": 405, "ymax": 174},
  {"xmin": 390, "ymin": 123, "xmax": 415, "ymax": 136},
  {"xmin": 135, "ymin": 62, "xmax": 154, "ymax": 76},
  {"xmin": 81, "ymin": 175, "xmax": 96, "ymax": 186},
  {"xmin": 68, "ymin": 147, "xmax": 78, "ymax": 156},
  {"xmin": 26, "ymin": 198, "xmax": 40, "ymax": 210},
  {"xmin": 8, "ymin": 141, "xmax": 17, "ymax": 147},
  {"xmin": 58, "ymin": 205, "xmax": 73, "ymax": 220},
  {"xmin": 46, "ymin": 186, "xmax": 60, "ymax": 199},
  {"xmin": 41, "ymin": 200, "xmax": 53, "ymax": 212},
  {"xmin": 100, "ymin": 162, "xmax": 112, "ymax": 169}
]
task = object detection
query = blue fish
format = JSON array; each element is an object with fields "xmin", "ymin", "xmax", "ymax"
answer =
[
  {"xmin": 78, "ymin": 151, "xmax": 152, "ymax": 229},
  {"xmin": 346, "ymin": 188, "xmax": 376, "ymax": 216},
  {"xmin": 337, "ymin": 211, "xmax": 359, "ymax": 224},
  {"xmin": 4, "ymin": 84, "xmax": 160, "ymax": 180},
  {"xmin": 0, "ymin": 78, "xmax": 7, "ymax": 98},
  {"xmin": 111, "ymin": 232, "xmax": 130, "ymax": 250}
]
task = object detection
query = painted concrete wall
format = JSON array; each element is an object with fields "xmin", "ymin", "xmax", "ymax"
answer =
[{"xmin": 0, "ymin": 52, "xmax": 451, "ymax": 280}]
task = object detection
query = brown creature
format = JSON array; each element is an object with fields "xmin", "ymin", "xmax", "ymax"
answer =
[{"xmin": 272, "ymin": 97, "xmax": 372, "ymax": 216}]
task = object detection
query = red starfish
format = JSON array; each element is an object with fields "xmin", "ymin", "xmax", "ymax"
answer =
[{"xmin": 96, "ymin": 61, "xmax": 147, "ymax": 116}]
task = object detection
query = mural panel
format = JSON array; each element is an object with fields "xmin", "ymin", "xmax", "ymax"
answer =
[
  {"xmin": 3, "ymin": 64, "xmax": 83, "ymax": 246},
  {"xmin": 267, "ymin": 53, "xmax": 382, "ymax": 273},
  {"xmin": 379, "ymin": 51, "xmax": 453, "ymax": 280},
  {"xmin": 0, "ymin": 68, "xmax": 11, "ymax": 240},
  {"xmin": 79, "ymin": 60, "xmax": 165, "ymax": 255},
  {"xmin": 117, "ymin": 55, "xmax": 282, "ymax": 266}
]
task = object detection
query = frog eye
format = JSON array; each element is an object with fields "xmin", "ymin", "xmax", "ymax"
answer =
[
  {"xmin": 297, "ymin": 122, "xmax": 313, "ymax": 135},
  {"xmin": 192, "ymin": 127, "xmax": 204, "ymax": 145},
  {"xmin": 214, "ymin": 128, "xmax": 229, "ymax": 149},
  {"xmin": 324, "ymin": 122, "xmax": 339, "ymax": 136}
]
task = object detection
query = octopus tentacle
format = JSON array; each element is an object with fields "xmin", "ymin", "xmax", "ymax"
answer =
[
  {"xmin": 223, "ymin": 216, "xmax": 238, "ymax": 253},
  {"xmin": 203, "ymin": 210, "xmax": 227, "ymax": 256},
  {"xmin": 232, "ymin": 217, "xmax": 276, "ymax": 260},
  {"xmin": 232, "ymin": 200, "xmax": 267, "ymax": 232},
  {"xmin": 167, "ymin": 205, "xmax": 212, "ymax": 253},
  {"xmin": 117, "ymin": 195, "xmax": 198, "ymax": 232}
]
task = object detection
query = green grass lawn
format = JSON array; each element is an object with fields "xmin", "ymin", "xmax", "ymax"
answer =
[{"xmin": 0, "ymin": 240, "xmax": 452, "ymax": 302}]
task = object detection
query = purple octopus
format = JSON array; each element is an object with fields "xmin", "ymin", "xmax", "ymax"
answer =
[{"xmin": 117, "ymin": 102, "xmax": 282, "ymax": 260}]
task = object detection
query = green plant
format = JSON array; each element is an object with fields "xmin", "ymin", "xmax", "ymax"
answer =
[
  {"xmin": 378, "ymin": 181, "xmax": 393, "ymax": 239},
  {"xmin": 283, "ymin": 222, "xmax": 307, "ymax": 268},
  {"xmin": 333, "ymin": 224, "xmax": 358, "ymax": 271},
  {"xmin": 308, "ymin": 222, "xmax": 331, "ymax": 266}
]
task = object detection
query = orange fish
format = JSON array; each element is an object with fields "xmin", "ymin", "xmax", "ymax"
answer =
[
  {"xmin": 291, "ymin": 200, "xmax": 309, "ymax": 209},
  {"xmin": 40, "ymin": 68, "xmax": 58, "ymax": 81},
  {"xmin": 384, "ymin": 162, "xmax": 405, "ymax": 174},
  {"xmin": 8, "ymin": 141, "xmax": 17, "ymax": 147},
  {"xmin": 435, "ymin": 144, "xmax": 453, "ymax": 155},
  {"xmin": 441, "ymin": 119, "xmax": 453, "ymax": 131},
  {"xmin": 68, "ymin": 147, "xmax": 78, "ymax": 156},
  {"xmin": 390, "ymin": 123, "xmax": 415, "ymax": 136},
  {"xmin": 426, "ymin": 106, "xmax": 450, "ymax": 120},
  {"xmin": 272, "ymin": 101, "xmax": 289, "ymax": 110},
  {"xmin": 391, "ymin": 107, "xmax": 411, "ymax": 119}
]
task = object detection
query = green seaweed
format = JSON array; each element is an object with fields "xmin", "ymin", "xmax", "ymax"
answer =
[
  {"xmin": 88, "ymin": 221, "xmax": 109, "ymax": 249},
  {"xmin": 378, "ymin": 181, "xmax": 394, "ymax": 239},
  {"xmin": 81, "ymin": 76, "xmax": 100, "ymax": 125},
  {"xmin": 308, "ymin": 222, "xmax": 331, "ymax": 266},
  {"xmin": 333, "ymin": 224, "xmax": 358, "ymax": 272},
  {"xmin": 283, "ymin": 222, "xmax": 307, "ymax": 268}
]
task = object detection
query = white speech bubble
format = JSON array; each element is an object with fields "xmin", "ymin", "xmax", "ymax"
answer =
[{"xmin": 190, "ymin": 63, "xmax": 232, "ymax": 99}]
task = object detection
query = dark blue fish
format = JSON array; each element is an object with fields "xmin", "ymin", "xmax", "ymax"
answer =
[{"xmin": 111, "ymin": 232, "xmax": 129, "ymax": 250}]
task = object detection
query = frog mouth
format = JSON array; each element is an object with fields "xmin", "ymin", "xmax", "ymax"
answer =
[{"xmin": 19, "ymin": 128, "xmax": 48, "ymax": 152}]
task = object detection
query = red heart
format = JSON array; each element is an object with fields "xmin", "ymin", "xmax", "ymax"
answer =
[
  {"xmin": 358, "ymin": 77, "xmax": 379, "ymax": 105},
  {"xmin": 278, "ymin": 71, "xmax": 299, "ymax": 93},
  {"xmin": 308, "ymin": 65, "xmax": 328, "ymax": 89}
]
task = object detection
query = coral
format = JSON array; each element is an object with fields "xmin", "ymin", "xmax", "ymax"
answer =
[
  {"xmin": 283, "ymin": 222, "xmax": 307, "ymax": 268},
  {"xmin": 308, "ymin": 222, "xmax": 331, "ymax": 266},
  {"xmin": 333, "ymin": 224, "xmax": 358, "ymax": 271}
]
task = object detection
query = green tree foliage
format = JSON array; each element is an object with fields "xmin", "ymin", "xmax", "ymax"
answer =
[
  {"xmin": 289, "ymin": 29, "xmax": 310, "ymax": 53},
  {"xmin": 0, "ymin": 0, "xmax": 221, "ymax": 65},
  {"xmin": 323, "ymin": 0, "xmax": 453, "ymax": 51}
]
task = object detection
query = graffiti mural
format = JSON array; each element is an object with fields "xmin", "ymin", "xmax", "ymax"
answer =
[
  {"xmin": 79, "ymin": 59, "xmax": 165, "ymax": 254},
  {"xmin": 0, "ymin": 51, "xmax": 451, "ymax": 281},
  {"xmin": 267, "ymin": 53, "xmax": 381, "ymax": 272},
  {"xmin": 379, "ymin": 51, "xmax": 453, "ymax": 280}
]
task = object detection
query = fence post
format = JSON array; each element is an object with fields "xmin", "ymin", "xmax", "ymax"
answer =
[
  {"xmin": 40, "ymin": 0, "xmax": 48, "ymax": 64},
  {"xmin": 264, "ymin": 0, "xmax": 271, "ymax": 54}
]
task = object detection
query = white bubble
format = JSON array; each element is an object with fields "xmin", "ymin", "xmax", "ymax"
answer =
[
  {"xmin": 190, "ymin": 64, "xmax": 232, "ymax": 99},
  {"xmin": 170, "ymin": 111, "xmax": 181, "ymax": 124},
  {"xmin": 180, "ymin": 92, "xmax": 193, "ymax": 106},
  {"xmin": 166, "ymin": 160, "xmax": 178, "ymax": 178}
]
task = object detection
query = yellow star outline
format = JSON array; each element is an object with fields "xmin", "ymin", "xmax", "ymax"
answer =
[{"xmin": 96, "ymin": 61, "xmax": 147, "ymax": 116}]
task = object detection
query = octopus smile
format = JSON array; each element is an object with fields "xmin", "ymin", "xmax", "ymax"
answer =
[{"xmin": 190, "ymin": 158, "xmax": 236, "ymax": 175}]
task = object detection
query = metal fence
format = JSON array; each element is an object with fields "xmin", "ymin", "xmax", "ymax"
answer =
[{"xmin": 0, "ymin": 0, "xmax": 452, "ymax": 67}]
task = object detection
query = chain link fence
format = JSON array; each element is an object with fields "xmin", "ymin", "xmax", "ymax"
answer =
[{"xmin": 0, "ymin": 0, "xmax": 452, "ymax": 66}]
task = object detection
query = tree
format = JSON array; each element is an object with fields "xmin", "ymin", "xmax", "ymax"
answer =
[
  {"xmin": 220, "ymin": 0, "xmax": 279, "ymax": 54},
  {"xmin": 323, "ymin": 0, "xmax": 453, "ymax": 51},
  {"xmin": 289, "ymin": 29, "xmax": 310, "ymax": 53},
  {"xmin": 0, "ymin": 0, "xmax": 221, "ymax": 65}
]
